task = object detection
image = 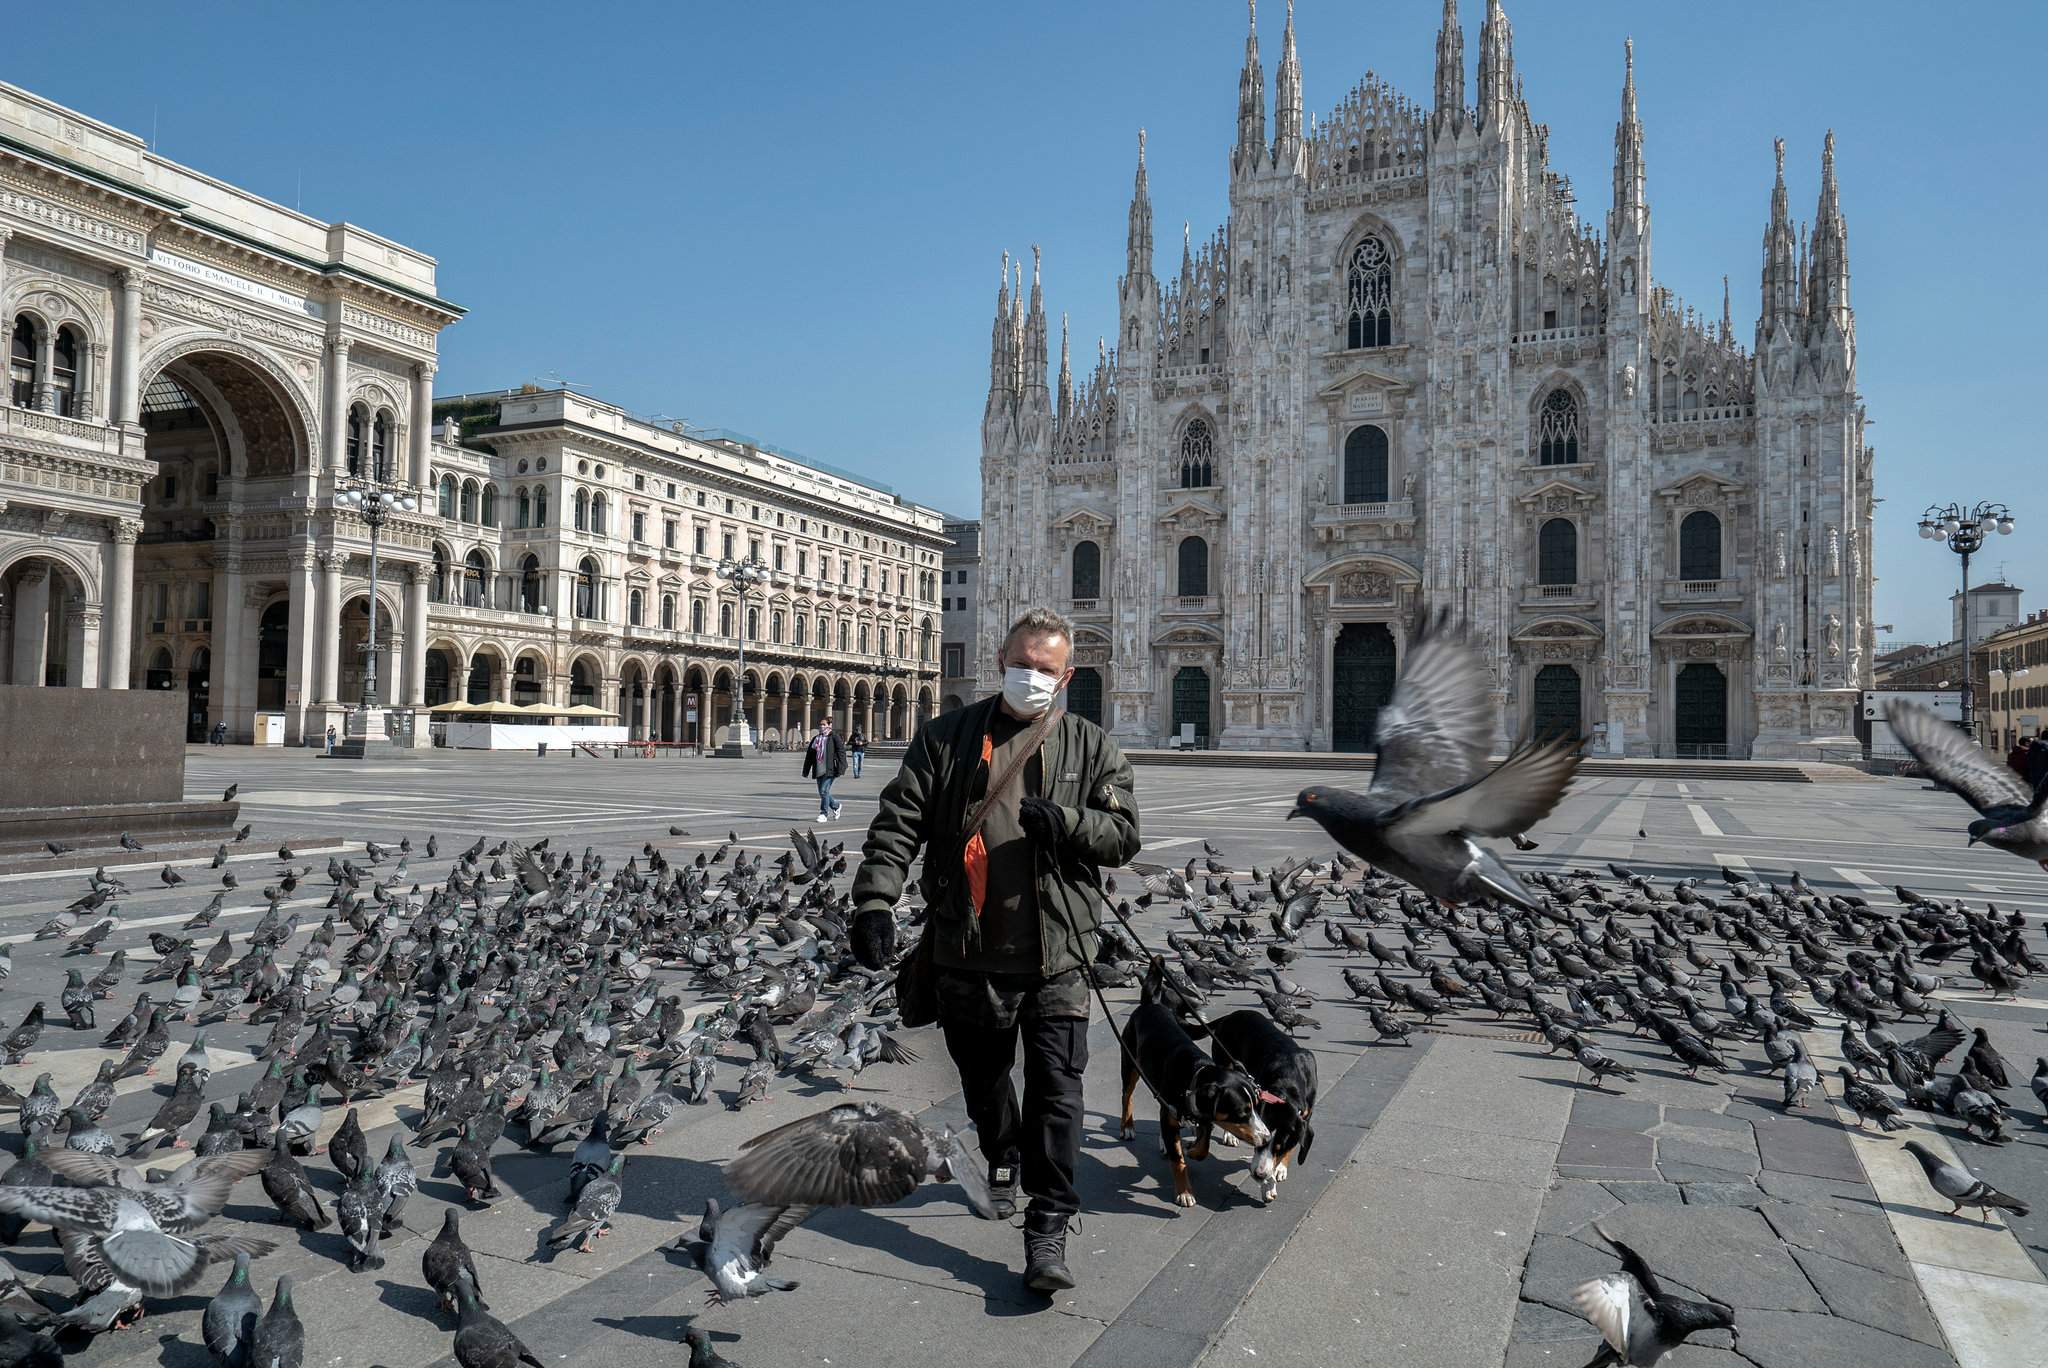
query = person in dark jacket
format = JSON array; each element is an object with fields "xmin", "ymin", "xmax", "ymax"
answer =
[
  {"xmin": 851, "ymin": 607, "xmax": 1139, "ymax": 1295},
  {"xmin": 2010, "ymin": 738, "xmax": 2030, "ymax": 780},
  {"xmin": 848, "ymin": 725, "xmax": 867, "ymax": 778},
  {"xmin": 801, "ymin": 717, "xmax": 847, "ymax": 822},
  {"xmin": 2029, "ymin": 737, "xmax": 2048, "ymax": 792}
]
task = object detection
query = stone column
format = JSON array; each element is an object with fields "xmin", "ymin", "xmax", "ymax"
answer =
[
  {"xmin": 11, "ymin": 567, "xmax": 49, "ymax": 685},
  {"xmin": 33, "ymin": 320, "xmax": 55, "ymax": 412},
  {"xmin": 410, "ymin": 362, "xmax": 436, "ymax": 489},
  {"xmin": 403, "ymin": 563, "xmax": 429, "ymax": 705},
  {"xmin": 212, "ymin": 553, "xmax": 245, "ymax": 734},
  {"xmin": 315, "ymin": 551, "xmax": 344, "ymax": 703},
  {"xmin": 0, "ymin": 228, "xmax": 10, "ymax": 311},
  {"xmin": 69, "ymin": 609, "xmax": 101, "ymax": 689},
  {"xmin": 112, "ymin": 268, "xmax": 145, "ymax": 425},
  {"xmin": 323, "ymin": 336, "xmax": 352, "ymax": 474},
  {"xmin": 100, "ymin": 520, "xmax": 139, "ymax": 687}
]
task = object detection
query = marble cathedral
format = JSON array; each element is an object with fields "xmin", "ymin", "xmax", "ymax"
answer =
[{"xmin": 977, "ymin": 1, "xmax": 1874, "ymax": 758}]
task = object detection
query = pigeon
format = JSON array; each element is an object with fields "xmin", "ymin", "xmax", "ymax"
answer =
[
  {"xmin": 329, "ymin": 1108, "xmax": 370, "ymax": 1182},
  {"xmin": 1577, "ymin": 1046, "xmax": 1639, "ymax": 1089},
  {"xmin": 567, "ymin": 1114, "xmax": 613, "ymax": 1206},
  {"xmin": 0, "ymin": 1006, "xmax": 45, "ymax": 1066},
  {"xmin": 60, "ymin": 971, "xmax": 96, "ymax": 1030},
  {"xmin": 1573, "ymin": 1222, "xmax": 1736, "ymax": 1365},
  {"xmin": 683, "ymin": 1199, "xmax": 807, "ymax": 1306},
  {"xmin": 260, "ymin": 1134, "xmax": 330, "ymax": 1230},
  {"xmin": 1836, "ymin": 1067, "xmax": 1907, "ymax": 1132},
  {"xmin": 336, "ymin": 1173, "xmax": 388, "ymax": 1272},
  {"xmin": 0, "ymin": 1310, "xmax": 60, "ymax": 1368},
  {"xmin": 1782, "ymin": 1037, "xmax": 1820, "ymax": 1110},
  {"xmin": 1288, "ymin": 613, "xmax": 1580, "ymax": 910},
  {"xmin": 681, "ymin": 1327, "xmax": 739, "ymax": 1368},
  {"xmin": 16, "ymin": 1075, "xmax": 57, "ymax": 1137},
  {"xmin": 450, "ymin": 1124, "xmax": 500, "ymax": 1204},
  {"xmin": 1901, "ymin": 1140, "xmax": 2029, "ymax": 1221},
  {"xmin": 424, "ymin": 1207, "xmax": 486, "ymax": 1312},
  {"xmin": 203, "ymin": 1251, "xmax": 262, "ymax": 1368},
  {"xmin": 0, "ymin": 1149, "xmax": 276, "ymax": 1294},
  {"xmin": 129, "ymin": 1071, "xmax": 206, "ymax": 1152},
  {"xmin": 1889, "ymin": 700, "xmax": 2048, "ymax": 865},
  {"xmin": 451, "ymin": 1271, "xmax": 542, "ymax": 1368},
  {"xmin": 248, "ymin": 1275, "xmax": 303, "ymax": 1368},
  {"xmin": 724, "ymin": 1101, "xmax": 995, "ymax": 1220},
  {"xmin": 373, "ymin": 1133, "xmax": 418, "ymax": 1234},
  {"xmin": 547, "ymin": 1153, "xmax": 623, "ymax": 1253}
]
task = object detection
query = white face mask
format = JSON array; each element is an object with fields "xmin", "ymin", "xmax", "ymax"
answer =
[{"xmin": 1002, "ymin": 665, "xmax": 1061, "ymax": 718}]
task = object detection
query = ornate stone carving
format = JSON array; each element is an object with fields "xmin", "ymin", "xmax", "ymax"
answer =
[{"xmin": 1335, "ymin": 569, "xmax": 1394, "ymax": 603}]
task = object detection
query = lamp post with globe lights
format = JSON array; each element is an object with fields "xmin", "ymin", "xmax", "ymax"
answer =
[
  {"xmin": 1918, "ymin": 501, "xmax": 2015, "ymax": 743},
  {"xmin": 716, "ymin": 553, "xmax": 770, "ymax": 756},
  {"xmin": 333, "ymin": 480, "xmax": 418, "ymax": 755}
]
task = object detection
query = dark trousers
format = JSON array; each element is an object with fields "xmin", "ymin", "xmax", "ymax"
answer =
[{"xmin": 942, "ymin": 1015, "xmax": 1089, "ymax": 1216}]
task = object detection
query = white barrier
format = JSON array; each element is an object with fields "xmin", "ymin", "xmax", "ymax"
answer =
[{"xmin": 445, "ymin": 722, "xmax": 630, "ymax": 750}]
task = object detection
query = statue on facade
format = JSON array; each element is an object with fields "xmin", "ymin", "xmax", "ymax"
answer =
[{"xmin": 1823, "ymin": 614, "xmax": 1842, "ymax": 661}]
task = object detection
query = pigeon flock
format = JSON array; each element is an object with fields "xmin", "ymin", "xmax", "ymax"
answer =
[{"xmin": 0, "ymin": 619, "xmax": 2038, "ymax": 1368}]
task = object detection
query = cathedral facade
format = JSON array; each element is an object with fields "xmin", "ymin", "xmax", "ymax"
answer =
[{"xmin": 977, "ymin": 1, "xmax": 1874, "ymax": 758}]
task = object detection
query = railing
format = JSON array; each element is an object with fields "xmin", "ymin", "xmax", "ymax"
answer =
[
  {"xmin": 1661, "ymin": 578, "xmax": 1741, "ymax": 601},
  {"xmin": 1509, "ymin": 324, "xmax": 1608, "ymax": 345},
  {"xmin": 1538, "ymin": 583, "xmax": 1579, "ymax": 598},
  {"xmin": 1311, "ymin": 499, "xmax": 1417, "ymax": 524},
  {"xmin": 3, "ymin": 403, "xmax": 119, "ymax": 448}
]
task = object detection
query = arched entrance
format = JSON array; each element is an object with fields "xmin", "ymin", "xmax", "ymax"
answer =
[
  {"xmin": 1171, "ymin": 666, "xmax": 1211, "ymax": 743},
  {"xmin": 512, "ymin": 655, "xmax": 543, "ymax": 707},
  {"xmin": 187, "ymin": 646, "xmax": 212, "ymax": 742},
  {"xmin": 145, "ymin": 646, "xmax": 175, "ymax": 693},
  {"xmin": 1066, "ymin": 666, "xmax": 1103, "ymax": 727},
  {"xmin": 569, "ymin": 659, "xmax": 597, "ymax": 709},
  {"xmin": 1531, "ymin": 664, "xmax": 1582, "ymax": 741},
  {"xmin": 1674, "ymin": 663, "xmax": 1728, "ymax": 757},
  {"xmin": 424, "ymin": 649, "xmax": 451, "ymax": 706},
  {"xmin": 338, "ymin": 597, "xmax": 397, "ymax": 709},
  {"xmin": 1332, "ymin": 622, "xmax": 1396, "ymax": 752},
  {"xmin": 2, "ymin": 556, "xmax": 93, "ymax": 687},
  {"xmin": 256, "ymin": 602, "xmax": 290, "ymax": 709},
  {"xmin": 467, "ymin": 653, "xmax": 499, "ymax": 705}
]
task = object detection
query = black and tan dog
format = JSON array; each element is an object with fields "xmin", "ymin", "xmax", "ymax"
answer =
[
  {"xmin": 1204, "ymin": 1009, "xmax": 1318, "ymax": 1203},
  {"xmin": 1119, "ymin": 960, "xmax": 1271, "ymax": 1208}
]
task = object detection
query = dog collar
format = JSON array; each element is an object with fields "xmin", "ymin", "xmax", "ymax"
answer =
[{"xmin": 1257, "ymin": 1089, "xmax": 1286, "ymax": 1106}]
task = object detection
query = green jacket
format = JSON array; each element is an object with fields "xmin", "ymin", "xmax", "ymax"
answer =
[{"xmin": 852, "ymin": 696, "xmax": 1141, "ymax": 978}]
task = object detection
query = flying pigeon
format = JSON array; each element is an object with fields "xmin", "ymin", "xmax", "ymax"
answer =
[
  {"xmin": 1573, "ymin": 1222, "xmax": 1736, "ymax": 1365},
  {"xmin": 1888, "ymin": 700, "xmax": 2048, "ymax": 866}
]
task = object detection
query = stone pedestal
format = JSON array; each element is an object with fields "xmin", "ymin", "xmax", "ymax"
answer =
[{"xmin": 329, "ymin": 706, "xmax": 394, "ymax": 760}]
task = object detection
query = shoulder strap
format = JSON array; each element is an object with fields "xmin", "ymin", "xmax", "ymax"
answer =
[{"xmin": 962, "ymin": 707, "xmax": 1063, "ymax": 845}]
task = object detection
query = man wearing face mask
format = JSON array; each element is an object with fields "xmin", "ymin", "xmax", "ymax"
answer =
[{"xmin": 851, "ymin": 607, "xmax": 1139, "ymax": 1295}]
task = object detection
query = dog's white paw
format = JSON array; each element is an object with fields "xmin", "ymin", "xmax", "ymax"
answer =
[
  {"xmin": 1215, "ymin": 1132, "xmax": 1238, "ymax": 1148},
  {"xmin": 1260, "ymin": 1183, "xmax": 1279, "ymax": 1203},
  {"xmin": 1119, "ymin": 1124, "xmax": 1136, "ymax": 1142},
  {"xmin": 1175, "ymin": 1192, "xmax": 1197, "ymax": 1208},
  {"xmin": 1274, "ymin": 1163, "xmax": 1289, "ymax": 1182}
]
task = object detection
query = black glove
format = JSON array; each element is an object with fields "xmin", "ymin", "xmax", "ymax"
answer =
[
  {"xmin": 851, "ymin": 908, "xmax": 895, "ymax": 971},
  {"xmin": 1018, "ymin": 795, "xmax": 1069, "ymax": 850}
]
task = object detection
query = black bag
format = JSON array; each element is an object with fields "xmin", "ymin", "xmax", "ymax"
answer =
[{"xmin": 895, "ymin": 920, "xmax": 940, "ymax": 1029}]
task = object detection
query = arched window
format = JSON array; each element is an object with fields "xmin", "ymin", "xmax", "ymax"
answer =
[
  {"xmin": 459, "ymin": 480, "xmax": 479, "ymax": 523},
  {"xmin": 8, "ymin": 317, "xmax": 36, "ymax": 407},
  {"xmin": 515, "ymin": 487, "xmax": 530, "ymax": 529},
  {"xmin": 575, "ymin": 557, "xmax": 599, "ymax": 618},
  {"xmin": 372, "ymin": 412, "xmax": 391, "ymax": 481},
  {"xmin": 1345, "ymin": 235, "xmax": 1393, "ymax": 349},
  {"xmin": 424, "ymin": 649, "xmax": 450, "ymax": 706},
  {"xmin": 533, "ymin": 486, "xmax": 548, "ymax": 525},
  {"xmin": 438, "ymin": 474, "xmax": 457, "ymax": 520},
  {"xmin": 590, "ymin": 494, "xmax": 607, "ymax": 536},
  {"xmin": 1179, "ymin": 418, "xmax": 1214, "ymax": 489},
  {"xmin": 691, "ymin": 599, "xmax": 705, "ymax": 633},
  {"xmin": 1343, "ymin": 426, "xmax": 1389, "ymax": 503},
  {"xmin": 795, "ymin": 615, "xmax": 808, "ymax": 647},
  {"xmin": 859, "ymin": 623, "xmax": 871, "ymax": 654},
  {"xmin": 629, "ymin": 589, "xmax": 644, "ymax": 626},
  {"xmin": 772, "ymin": 610, "xmax": 784, "ymax": 643},
  {"xmin": 569, "ymin": 659, "xmax": 596, "ymax": 708},
  {"xmin": 1178, "ymin": 536, "xmax": 1209, "ymax": 597},
  {"xmin": 480, "ymin": 485, "xmax": 497, "ymax": 527},
  {"xmin": 1537, "ymin": 389, "xmax": 1581, "ymax": 465},
  {"xmin": 430, "ymin": 545, "xmax": 451, "ymax": 603},
  {"xmin": 661, "ymin": 594, "xmax": 676, "ymax": 629},
  {"xmin": 520, "ymin": 554, "xmax": 541, "ymax": 613},
  {"xmin": 839, "ymin": 619, "xmax": 850, "ymax": 652},
  {"xmin": 512, "ymin": 656, "xmax": 541, "ymax": 706},
  {"xmin": 747, "ymin": 606, "xmax": 759, "ymax": 640},
  {"xmin": 574, "ymin": 488, "xmax": 590, "ymax": 531},
  {"xmin": 1066, "ymin": 666, "xmax": 1103, "ymax": 726},
  {"xmin": 1071, "ymin": 540, "xmax": 1101, "ymax": 599},
  {"xmin": 1538, "ymin": 518, "xmax": 1577, "ymax": 586},
  {"xmin": 49, "ymin": 326, "xmax": 80, "ymax": 417},
  {"xmin": 346, "ymin": 406, "xmax": 365, "ymax": 476},
  {"xmin": 1680, "ymin": 511, "xmax": 1722, "ymax": 581},
  {"xmin": 463, "ymin": 550, "xmax": 488, "ymax": 607},
  {"xmin": 1660, "ymin": 369, "xmax": 1678, "ymax": 412},
  {"xmin": 720, "ymin": 602, "xmax": 733, "ymax": 637},
  {"xmin": 466, "ymin": 654, "xmax": 495, "ymax": 705}
]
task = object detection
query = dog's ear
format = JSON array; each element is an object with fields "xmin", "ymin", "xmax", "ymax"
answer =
[
  {"xmin": 1189, "ymin": 1073, "xmax": 1220, "ymax": 1116},
  {"xmin": 1296, "ymin": 1118, "xmax": 1315, "ymax": 1163}
]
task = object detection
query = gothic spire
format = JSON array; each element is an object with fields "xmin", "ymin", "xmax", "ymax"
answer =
[
  {"xmin": 1273, "ymin": 0, "xmax": 1302, "ymax": 165},
  {"xmin": 1807, "ymin": 130, "xmax": 1850, "ymax": 327},
  {"xmin": 1011, "ymin": 257, "xmax": 1025, "ymax": 393},
  {"xmin": 1024, "ymin": 244, "xmax": 1047, "ymax": 393},
  {"xmin": 1236, "ymin": 0, "xmax": 1266, "ymax": 170},
  {"xmin": 1434, "ymin": 0, "xmax": 1466, "ymax": 126},
  {"xmin": 1476, "ymin": 0, "xmax": 1514, "ymax": 132},
  {"xmin": 1612, "ymin": 38, "xmax": 1645, "ymax": 215},
  {"xmin": 1721, "ymin": 275, "xmax": 1732, "ymax": 343},
  {"xmin": 1759, "ymin": 137, "xmax": 1800, "ymax": 338},
  {"xmin": 989, "ymin": 251, "xmax": 1014, "ymax": 398},
  {"xmin": 1056, "ymin": 311, "xmax": 1073, "ymax": 424},
  {"xmin": 1126, "ymin": 128, "xmax": 1153, "ymax": 281}
]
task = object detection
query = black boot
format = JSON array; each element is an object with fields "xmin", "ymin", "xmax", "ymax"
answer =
[
  {"xmin": 985, "ymin": 1162, "xmax": 1018, "ymax": 1221},
  {"xmin": 1022, "ymin": 1210, "xmax": 1074, "ymax": 1292}
]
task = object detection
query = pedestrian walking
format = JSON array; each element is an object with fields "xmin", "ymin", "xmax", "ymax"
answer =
[
  {"xmin": 849, "ymin": 725, "xmax": 867, "ymax": 778},
  {"xmin": 850, "ymin": 606, "xmax": 1139, "ymax": 1294},
  {"xmin": 212, "ymin": 720, "xmax": 228, "ymax": 747},
  {"xmin": 801, "ymin": 717, "xmax": 847, "ymax": 823}
]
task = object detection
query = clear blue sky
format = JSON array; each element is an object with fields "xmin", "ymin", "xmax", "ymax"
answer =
[{"xmin": 10, "ymin": 1, "xmax": 2042, "ymax": 645}]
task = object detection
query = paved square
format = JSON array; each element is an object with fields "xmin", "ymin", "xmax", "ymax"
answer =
[{"xmin": 0, "ymin": 749, "xmax": 2039, "ymax": 1368}]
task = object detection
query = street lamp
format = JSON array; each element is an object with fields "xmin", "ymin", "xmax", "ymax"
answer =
[
  {"xmin": 716, "ymin": 553, "xmax": 770, "ymax": 757},
  {"xmin": 333, "ymin": 479, "xmax": 418, "ymax": 756},
  {"xmin": 1918, "ymin": 501, "xmax": 2015, "ymax": 743}
]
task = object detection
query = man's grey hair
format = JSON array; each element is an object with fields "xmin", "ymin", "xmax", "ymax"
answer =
[{"xmin": 1003, "ymin": 607, "xmax": 1076, "ymax": 664}]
